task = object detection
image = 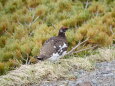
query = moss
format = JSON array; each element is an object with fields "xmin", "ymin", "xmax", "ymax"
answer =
[
  {"xmin": 31, "ymin": 45, "xmax": 41, "ymax": 56},
  {"xmin": 66, "ymin": 29, "xmax": 76, "ymax": 47},
  {"xmin": 35, "ymin": 5, "xmax": 48, "ymax": 17},
  {"xmin": 26, "ymin": 0, "xmax": 42, "ymax": 8},
  {"xmin": 0, "ymin": 2, "xmax": 3, "ymax": 11},
  {"xmin": 0, "ymin": 36, "xmax": 7, "ymax": 48},
  {"xmin": 0, "ymin": 0, "xmax": 8, "ymax": 6},
  {"xmin": 0, "ymin": 21, "xmax": 8, "ymax": 35},
  {"xmin": 6, "ymin": 59, "xmax": 19, "ymax": 69},
  {"xmin": 62, "ymin": 10, "xmax": 91, "ymax": 27},
  {"xmin": 88, "ymin": 1, "xmax": 107, "ymax": 15},
  {"xmin": 20, "ymin": 44, "xmax": 31, "ymax": 56},
  {"xmin": 57, "ymin": 0, "xmax": 72, "ymax": 12},
  {"xmin": 4, "ymin": 0, "xmax": 23, "ymax": 13},
  {"xmin": 13, "ymin": 26, "xmax": 28, "ymax": 39},
  {"xmin": 0, "ymin": 62, "xmax": 5, "ymax": 75},
  {"xmin": 1, "ymin": 52, "xmax": 13, "ymax": 62}
]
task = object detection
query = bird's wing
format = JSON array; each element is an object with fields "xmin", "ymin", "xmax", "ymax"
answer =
[
  {"xmin": 43, "ymin": 37, "xmax": 55, "ymax": 45},
  {"xmin": 54, "ymin": 38, "xmax": 68, "ymax": 55},
  {"xmin": 40, "ymin": 37, "xmax": 57, "ymax": 58},
  {"xmin": 40, "ymin": 37, "xmax": 68, "ymax": 59}
]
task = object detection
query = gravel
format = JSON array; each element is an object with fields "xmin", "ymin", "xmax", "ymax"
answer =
[{"xmin": 31, "ymin": 60, "xmax": 115, "ymax": 86}]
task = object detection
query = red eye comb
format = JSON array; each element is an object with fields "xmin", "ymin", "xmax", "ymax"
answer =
[{"xmin": 61, "ymin": 26, "xmax": 68, "ymax": 29}]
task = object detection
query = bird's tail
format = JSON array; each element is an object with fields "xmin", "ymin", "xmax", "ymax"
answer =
[{"xmin": 37, "ymin": 55, "xmax": 47, "ymax": 61}]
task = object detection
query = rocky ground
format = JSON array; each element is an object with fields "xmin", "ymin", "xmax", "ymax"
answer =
[{"xmin": 31, "ymin": 61, "xmax": 115, "ymax": 86}]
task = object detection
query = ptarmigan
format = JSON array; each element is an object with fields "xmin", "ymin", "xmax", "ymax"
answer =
[{"xmin": 37, "ymin": 27, "xmax": 68, "ymax": 61}]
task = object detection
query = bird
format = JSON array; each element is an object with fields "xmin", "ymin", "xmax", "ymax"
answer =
[{"xmin": 37, "ymin": 27, "xmax": 68, "ymax": 61}]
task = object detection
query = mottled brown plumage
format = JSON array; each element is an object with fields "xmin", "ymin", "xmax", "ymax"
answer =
[{"xmin": 37, "ymin": 27, "xmax": 68, "ymax": 61}]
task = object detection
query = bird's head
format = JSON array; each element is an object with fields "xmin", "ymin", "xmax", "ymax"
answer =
[
  {"xmin": 58, "ymin": 27, "xmax": 68, "ymax": 37},
  {"xmin": 59, "ymin": 27, "xmax": 68, "ymax": 33}
]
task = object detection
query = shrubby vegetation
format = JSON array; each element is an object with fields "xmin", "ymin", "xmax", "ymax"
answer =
[{"xmin": 0, "ymin": 0, "xmax": 115, "ymax": 75}]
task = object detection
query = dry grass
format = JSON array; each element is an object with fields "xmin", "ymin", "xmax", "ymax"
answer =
[
  {"xmin": 88, "ymin": 47, "xmax": 115, "ymax": 62},
  {"xmin": 0, "ymin": 47, "xmax": 115, "ymax": 86}
]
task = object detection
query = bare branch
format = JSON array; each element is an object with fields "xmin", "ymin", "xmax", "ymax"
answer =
[
  {"xmin": 4, "ymin": 29, "xmax": 13, "ymax": 37},
  {"xmin": 66, "ymin": 38, "xmax": 89, "ymax": 55},
  {"xmin": 73, "ymin": 45, "xmax": 98, "ymax": 54},
  {"xmin": 109, "ymin": 25, "xmax": 115, "ymax": 42},
  {"xmin": 13, "ymin": 57, "xmax": 22, "ymax": 65},
  {"xmin": 25, "ymin": 54, "xmax": 32, "ymax": 65},
  {"xmin": 28, "ymin": 58, "xmax": 31, "ymax": 65},
  {"xmin": 110, "ymin": 25, "xmax": 114, "ymax": 35},
  {"xmin": 96, "ymin": 11, "xmax": 99, "ymax": 17},
  {"xmin": 85, "ymin": 0, "xmax": 89, "ymax": 9},
  {"xmin": 20, "ymin": 8, "xmax": 40, "ymax": 28},
  {"xmin": 28, "ymin": 22, "xmax": 32, "ymax": 28},
  {"xmin": 77, "ymin": 42, "xmax": 87, "ymax": 50},
  {"xmin": 33, "ymin": 16, "xmax": 39, "ymax": 23},
  {"xmin": 18, "ymin": 8, "xmax": 39, "ymax": 29},
  {"xmin": 26, "ymin": 56, "xmax": 29, "ymax": 65},
  {"xmin": 59, "ymin": 38, "xmax": 89, "ymax": 59},
  {"xmin": 21, "ymin": 56, "xmax": 27, "ymax": 62},
  {"xmin": 18, "ymin": 21, "xmax": 23, "ymax": 26},
  {"xmin": 32, "ymin": 12, "xmax": 35, "ymax": 20},
  {"xmin": 28, "ymin": 16, "xmax": 39, "ymax": 28},
  {"xmin": 52, "ymin": 24, "xmax": 57, "ymax": 29},
  {"xmin": 75, "ymin": 25, "xmax": 78, "ymax": 29}
]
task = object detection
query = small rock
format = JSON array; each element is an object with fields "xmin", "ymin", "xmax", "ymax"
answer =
[{"xmin": 76, "ymin": 81, "xmax": 92, "ymax": 86}]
